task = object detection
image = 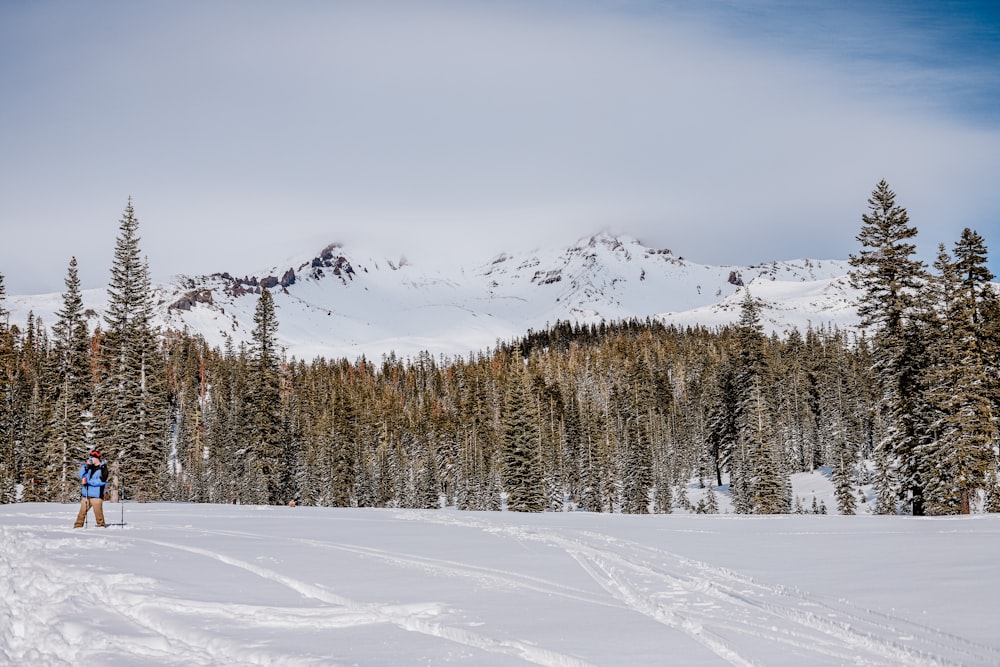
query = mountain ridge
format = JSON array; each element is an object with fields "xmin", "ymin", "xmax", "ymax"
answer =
[{"xmin": 7, "ymin": 232, "xmax": 860, "ymax": 361}]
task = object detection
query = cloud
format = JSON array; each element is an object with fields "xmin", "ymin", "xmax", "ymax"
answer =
[{"xmin": 1, "ymin": 1, "xmax": 998, "ymax": 294}]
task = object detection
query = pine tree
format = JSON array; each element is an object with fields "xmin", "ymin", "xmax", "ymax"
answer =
[
  {"xmin": 15, "ymin": 315, "xmax": 51, "ymax": 502},
  {"xmin": 45, "ymin": 257, "xmax": 94, "ymax": 502},
  {"xmin": 985, "ymin": 466, "xmax": 1000, "ymax": 513},
  {"xmin": 703, "ymin": 486, "xmax": 719, "ymax": 514},
  {"xmin": 95, "ymin": 199, "xmax": 169, "ymax": 501},
  {"xmin": 779, "ymin": 329, "xmax": 819, "ymax": 473},
  {"xmin": 416, "ymin": 452, "xmax": 440, "ymax": 509},
  {"xmin": 849, "ymin": 181, "xmax": 929, "ymax": 515},
  {"xmin": 705, "ymin": 360, "xmax": 738, "ymax": 489},
  {"xmin": 920, "ymin": 232, "xmax": 997, "ymax": 514},
  {"xmin": 501, "ymin": 349, "xmax": 544, "ymax": 512},
  {"xmin": 561, "ymin": 390, "xmax": 585, "ymax": 506},
  {"xmin": 354, "ymin": 450, "xmax": 378, "ymax": 507},
  {"xmin": 653, "ymin": 462, "xmax": 673, "ymax": 514},
  {"xmin": 0, "ymin": 273, "xmax": 15, "ymax": 501},
  {"xmin": 816, "ymin": 329, "xmax": 861, "ymax": 515},
  {"xmin": 247, "ymin": 288, "xmax": 289, "ymax": 504},
  {"xmin": 733, "ymin": 291, "xmax": 789, "ymax": 513},
  {"xmin": 329, "ymin": 384, "xmax": 357, "ymax": 507},
  {"xmin": 619, "ymin": 356, "xmax": 654, "ymax": 514},
  {"xmin": 208, "ymin": 343, "xmax": 254, "ymax": 503},
  {"xmin": 577, "ymin": 400, "xmax": 605, "ymax": 513},
  {"xmin": 167, "ymin": 334, "xmax": 214, "ymax": 502}
]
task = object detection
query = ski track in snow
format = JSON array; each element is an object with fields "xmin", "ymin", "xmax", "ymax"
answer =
[
  {"xmin": 4, "ymin": 509, "xmax": 1000, "ymax": 666},
  {"xmin": 0, "ymin": 521, "xmax": 593, "ymax": 667},
  {"xmin": 184, "ymin": 525, "xmax": 623, "ymax": 611},
  {"xmin": 400, "ymin": 512, "xmax": 1000, "ymax": 667},
  {"xmin": 132, "ymin": 535, "xmax": 594, "ymax": 667},
  {"xmin": 1, "ymin": 526, "xmax": 315, "ymax": 666}
]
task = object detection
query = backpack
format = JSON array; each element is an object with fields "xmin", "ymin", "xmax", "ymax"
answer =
[{"xmin": 86, "ymin": 463, "xmax": 110, "ymax": 500}]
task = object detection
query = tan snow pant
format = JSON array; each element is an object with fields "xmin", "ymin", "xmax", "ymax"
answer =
[{"xmin": 74, "ymin": 497, "xmax": 105, "ymax": 527}]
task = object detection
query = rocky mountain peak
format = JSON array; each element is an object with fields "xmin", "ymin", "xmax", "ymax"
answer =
[{"xmin": 9, "ymin": 232, "xmax": 861, "ymax": 362}]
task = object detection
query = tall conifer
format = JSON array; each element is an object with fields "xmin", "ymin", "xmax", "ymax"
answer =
[
  {"xmin": 247, "ymin": 287, "xmax": 288, "ymax": 504},
  {"xmin": 501, "ymin": 349, "xmax": 544, "ymax": 511},
  {"xmin": 95, "ymin": 198, "xmax": 169, "ymax": 501},
  {"xmin": 329, "ymin": 383, "xmax": 357, "ymax": 507},
  {"xmin": 619, "ymin": 356, "xmax": 654, "ymax": 513},
  {"xmin": 920, "ymin": 233, "xmax": 997, "ymax": 513},
  {"xmin": 45, "ymin": 257, "xmax": 93, "ymax": 501},
  {"xmin": 0, "ymin": 275, "xmax": 15, "ymax": 502},
  {"xmin": 849, "ymin": 181, "xmax": 929, "ymax": 515},
  {"xmin": 733, "ymin": 291, "xmax": 789, "ymax": 513}
]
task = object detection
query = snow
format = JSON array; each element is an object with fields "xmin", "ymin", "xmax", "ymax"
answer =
[
  {"xmin": 658, "ymin": 274, "xmax": 861, "ymax": 335},
  {"xmin": 6, "ymin": 234, "xmax": 863, "ymax": 362},
  {"xmin": 4, "ymin": 501, "xmax": 999, "ymax": 666}
]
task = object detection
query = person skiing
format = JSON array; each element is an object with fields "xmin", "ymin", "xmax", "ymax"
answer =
[{"xmin": 74, "ymin": 450, "xmax": 108, "ymax": 528}]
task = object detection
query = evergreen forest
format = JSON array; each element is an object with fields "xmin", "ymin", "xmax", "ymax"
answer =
[{"xmin": 1, "ymin": 183, "xmax": 998, "ymax": 515}]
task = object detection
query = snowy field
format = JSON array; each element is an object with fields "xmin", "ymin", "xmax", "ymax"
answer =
[{"xmin": 2, "ymin": 503, "xmax": 999, "ymax": 666}]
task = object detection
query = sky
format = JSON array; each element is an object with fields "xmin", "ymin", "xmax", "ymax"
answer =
[
  {"xmin": 4, "ymin": 491, "xmax": 1000, "ymax": 665},
  {"xmin": 2, "ymin": 0, "xmax": 999, "ymax": 295}
]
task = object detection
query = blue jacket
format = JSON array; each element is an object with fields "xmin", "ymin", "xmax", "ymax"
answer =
[{"xmin": 79, "ymin": 462, "xmax": 108, "ymax": 498}]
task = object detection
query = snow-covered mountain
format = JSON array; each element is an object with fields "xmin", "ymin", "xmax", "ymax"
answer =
[{"xmin": 7, "ymin": 233, "xmax": 860, "ymax": 361}]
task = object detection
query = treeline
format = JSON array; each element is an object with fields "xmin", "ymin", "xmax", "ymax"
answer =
[{"xmin": 1, "ymin": 183, "xmax": 998, "ymax": 514}]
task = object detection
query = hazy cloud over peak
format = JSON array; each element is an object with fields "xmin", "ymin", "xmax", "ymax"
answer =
[{"xmin": 2, "ymin": 1, "xmax": 998, "ymax": 294}]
